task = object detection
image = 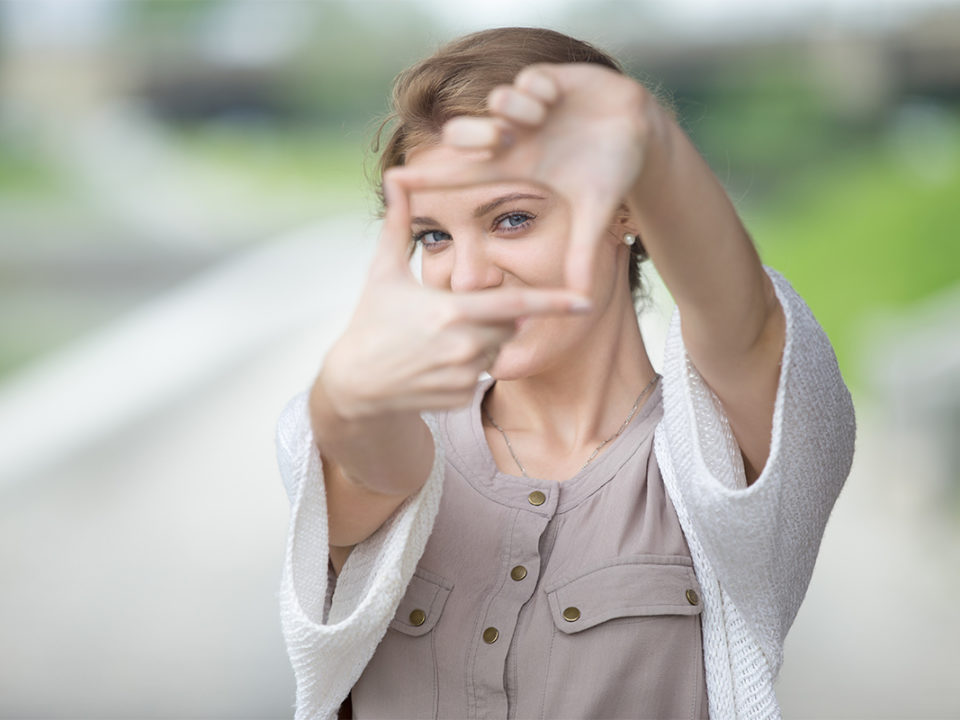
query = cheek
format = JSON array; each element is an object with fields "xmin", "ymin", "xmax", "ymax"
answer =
[
  {"xmin": 420, "ymin": 253, "xmax": 452, "ymax": 289},
  {"xmin": 506, "ymin": 242, "xmax": 564, "ymax": 286}
]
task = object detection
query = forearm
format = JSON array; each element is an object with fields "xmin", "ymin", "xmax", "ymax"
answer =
[
  {"xmin": 626, "ymin": 108, "xmax": 780, "ymax": 356},
  {"xmin": 628, "ymin": 102, "xmax": 786, "ymax": 481},
  {"xmin": 310, "ymin": 370, "xmax": 434, "ymax": 497},
  {"xmin": 310, "ymin": 370, "xmax": 435, "ymax": 549}
]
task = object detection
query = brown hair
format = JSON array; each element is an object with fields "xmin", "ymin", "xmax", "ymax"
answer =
[{"xmin": 372, "ymin": 27, "xmax": 656, "ymax": 300}]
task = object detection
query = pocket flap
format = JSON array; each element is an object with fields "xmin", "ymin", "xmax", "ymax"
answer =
[
  {"xmin": 545, "ymin": 556, "xmax": 702, "ymax": 634},
  {"xmin": 388, "ymin": 568, "xmax": 453, "ymax": 637}
]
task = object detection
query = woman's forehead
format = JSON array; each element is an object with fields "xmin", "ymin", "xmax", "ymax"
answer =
[
  {"xmin": 405, "ymin": 148, "xmax": 553, "ymax": 217},
  {"xmin": 409, "ymin": 183, "xmax": 552, "ymax": 216}
]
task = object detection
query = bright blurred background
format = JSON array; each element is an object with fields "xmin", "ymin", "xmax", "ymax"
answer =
[{"xmin": 1, "ymin": 0, "xmax": 958, "ymax": 717}]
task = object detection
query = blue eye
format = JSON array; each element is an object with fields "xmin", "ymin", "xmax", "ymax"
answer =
[
  {"xmin": 495, "ymin": 212, "xmax": 534, "ymax": 232},
  {"xmin": 412, "ymin": 212, "xmax": 535, "ymax": 248},
  {"xmin": 412, "ymin": 230, "xmax": 451, "ymax": 246}
]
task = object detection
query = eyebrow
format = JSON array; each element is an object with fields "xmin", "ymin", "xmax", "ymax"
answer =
[{"xmin": 410, "ymin": 192, "xmax": 547, "ymax": 226}]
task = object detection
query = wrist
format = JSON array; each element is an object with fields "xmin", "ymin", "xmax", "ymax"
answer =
[
  {"xmin": 627, "ymin": 88, "xmax": 674, "ymax": 202},
  {"xmin": 310, "ymin": 360, "xmax": 365, "ymax": 432}
]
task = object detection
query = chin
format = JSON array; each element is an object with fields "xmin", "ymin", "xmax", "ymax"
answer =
[
  {"xmin": 488, "ymin": 344, "xmax": 551, "ymax": 381},
  {"xmin": 487, "ymin": 364, "xmax": 528, "ymax": 382},
  {"xmin": 489, "ymin": 319, "xmax": 587, "ymax": 380}
]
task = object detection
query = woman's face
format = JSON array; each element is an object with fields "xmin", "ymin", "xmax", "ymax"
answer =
[{"xmin": 405, "ymin": 144, "xmax": 626, "ymax": 380}]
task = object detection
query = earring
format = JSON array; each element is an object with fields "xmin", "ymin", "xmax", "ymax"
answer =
[{"xmin": 623, "ymin": 233, "xmax": 637, "ymax": 246}]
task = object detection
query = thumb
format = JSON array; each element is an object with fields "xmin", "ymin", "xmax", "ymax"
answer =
[{"xmin": 565, "ymin": 195, "xmax": 614, "ymax": 296}]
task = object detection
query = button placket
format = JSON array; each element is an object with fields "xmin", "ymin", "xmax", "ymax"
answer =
[{"xmin": 471, "ymin": 497, "xmax": 554, "ymax": 717}]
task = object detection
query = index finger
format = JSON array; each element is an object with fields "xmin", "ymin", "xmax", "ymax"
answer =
[
  {"xmin": 452, "ymin": 287, "xmax": 591, "ymax": 324},
  {"xmin": 370, "ymin": 170, "xmax": 415, "ymax": 278},
  {"xmin": 388, "ymin": 153, "xmax": 508, "ymax": 193}
]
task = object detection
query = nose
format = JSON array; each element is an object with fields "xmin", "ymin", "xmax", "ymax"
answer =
[{"xmin": 450, "ymin": 236, "xmax": 503, "ymax": 293}]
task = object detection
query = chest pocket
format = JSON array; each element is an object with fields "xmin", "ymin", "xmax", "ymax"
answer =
[
  {"xmin": 387, "ymin": 567, "xmax": 452, "ymax": 636},
  {"xmin": 541, "ymin": 556, "xmax": 708, "ymax": 720},
  {"xmin": 351, "ymin": 569, "xmax": 452, "ymax": 720}
]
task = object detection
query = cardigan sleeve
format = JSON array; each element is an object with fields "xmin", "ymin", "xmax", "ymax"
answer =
[
  {"xmin": 655, "ymin": 266, "xmax": 856, "ymax": 676},
  {"xmin": 275, "ymin": 391, "xmax": 445, "ymax": 720}
]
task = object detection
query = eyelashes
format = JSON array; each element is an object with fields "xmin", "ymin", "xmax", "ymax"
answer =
[{"xmin": 412, "ymin": 211, "xmax": 536, "ymax": 247}]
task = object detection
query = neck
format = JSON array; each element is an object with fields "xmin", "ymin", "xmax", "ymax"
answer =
[{"xmin": 484, "ymin": 296, "xmax": 658, "ymax": 452}]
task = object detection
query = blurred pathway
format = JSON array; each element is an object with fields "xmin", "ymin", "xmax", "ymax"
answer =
[{"xmin": 0, "ymin": 214, "xmax": 376, "ymax": 717}]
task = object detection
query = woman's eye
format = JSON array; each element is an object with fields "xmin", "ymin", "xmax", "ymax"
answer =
[
  {"xmin": 495, "ymin": 212, "xmax": 534, "ymax": 232},
  {"xmin": 412, "ymin": 213, "xmax": 534, "ymax": 247},
  {"xmin": 413, "ymin": 230, "xmax": 451, "ymax": 246}
]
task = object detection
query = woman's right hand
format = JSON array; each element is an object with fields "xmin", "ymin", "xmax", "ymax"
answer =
[{"xmin": 317, "ymin": 174, "xmax": 590, "ymax": 421}]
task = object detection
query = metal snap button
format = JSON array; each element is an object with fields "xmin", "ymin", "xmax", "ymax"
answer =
[{"xmin": 527, "ymin": 490, "xmax": 546, "ymax": 506}]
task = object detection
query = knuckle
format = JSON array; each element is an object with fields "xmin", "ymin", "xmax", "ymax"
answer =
[
  {"xmin": 452, "ymin": 366, "xmax": 481, "ymax": 388},
  {"xmin": 446, "ymin": 335, "xmax": 480, "ymax": 364},
  {"xmin": 431, "ymin": 302, "xmax": 463, "ymax": 329}
]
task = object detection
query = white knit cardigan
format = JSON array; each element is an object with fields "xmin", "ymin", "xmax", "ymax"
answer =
[{"xmin": 276, "ymin": 268, "xmax": 856, "ymax": 720}]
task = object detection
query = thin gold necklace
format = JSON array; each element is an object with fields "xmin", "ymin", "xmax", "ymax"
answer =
[{"xmin": 481, "ymin": 374, "xmax": 661, "ymax": 479}]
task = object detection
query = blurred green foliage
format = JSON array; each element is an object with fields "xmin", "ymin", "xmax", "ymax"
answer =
[
  {"xmin": 688, "ymin": 56, "xmax": 836, "ymax": 180},
  {"xmin": 748, "ymin": 118, "xmax": 960, "ymax": 387},
  {"xmin": 0, "ymin": 142, "xmax": 66, "ymax": 196}
]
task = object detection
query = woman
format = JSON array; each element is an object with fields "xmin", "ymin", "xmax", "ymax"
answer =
[{"xmin": 276, "ymin": 27, "xmax": 855, "ymax": 720}]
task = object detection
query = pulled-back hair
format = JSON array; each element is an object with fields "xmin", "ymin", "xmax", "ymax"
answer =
[{"xmin": 373, "ymin": 27, "xmax": 655, "ymax": 299}]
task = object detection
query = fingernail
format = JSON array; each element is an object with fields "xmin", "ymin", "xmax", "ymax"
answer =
[
  {"xmin": 571, "ymin": 297, "xmax": 593, "ymax": 312},
  {"xmin": 445, "ymin": 117, "xmax": 498, "ymax": 147},
  {"xmin": 504, "ymin": 93, "xmax": 545, "ymax": 124},
  {"xmin": 526, "ymin": 72, "xmax": 558, "ymax": 103}
]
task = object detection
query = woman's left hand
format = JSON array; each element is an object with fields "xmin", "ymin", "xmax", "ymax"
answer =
[{"xmin": 388, "ymin": 63, "xmax": 666, "ymax": 296}]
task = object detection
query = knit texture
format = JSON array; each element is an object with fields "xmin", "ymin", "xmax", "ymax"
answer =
[{"xmin": 275, "ymin": 267, "xmax": 855, "ymax": 719}]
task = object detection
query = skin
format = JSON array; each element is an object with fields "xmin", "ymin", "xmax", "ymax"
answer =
[{"xmin": 314, "ymin": 62, "xmax": 785, "ymax": 574}]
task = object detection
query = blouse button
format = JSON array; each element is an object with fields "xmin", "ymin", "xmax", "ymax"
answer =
[
  {"xmin": 562, "ymin": 606, "xmax": 581, "ymax": 622},
  {"xmin": 409, "ymin": 609, "xmax": 426, "ymax": 626},
  {"xmin": 527, "ymin": 490, "xmax": 546, "ymax": 506},
  {"xmin": 685, "ymin": 589, "xmax": 700, "ymax": 606},
  {"xmin": 482, "ymin": 627, "xmax": 500, "ymax": 644},
  {"xmin": 510, "ymin": 565, "xmax": 528, "ymax": 581}
]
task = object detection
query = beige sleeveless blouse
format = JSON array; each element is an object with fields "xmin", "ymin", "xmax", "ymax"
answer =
[{"xmin": 348, "ymin": 377, "xmax": 709, "ymax": 719}]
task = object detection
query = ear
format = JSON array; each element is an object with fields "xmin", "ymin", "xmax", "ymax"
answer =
[
  {"xmin": 608, "ymin": 202, "xmax": 648, "ymax": 258},
  {"xmin": 607, "ymin": 203, "xmax": 638, "ymax": 241}
]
